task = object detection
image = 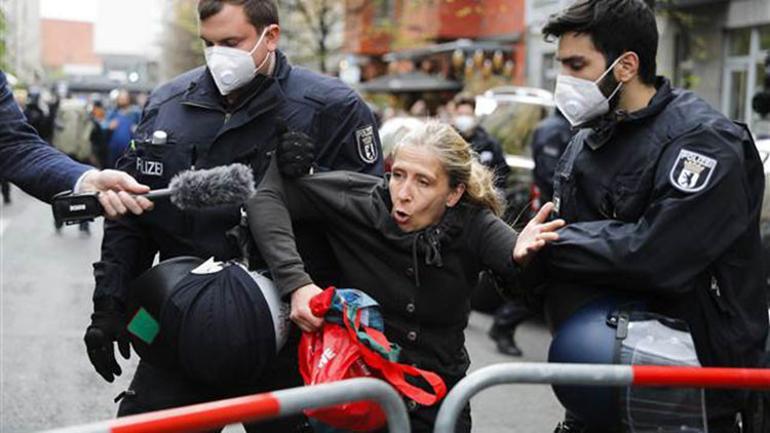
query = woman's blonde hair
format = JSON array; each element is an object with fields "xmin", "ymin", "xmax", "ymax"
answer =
[{"xmin": 392, "ymin": 120, "xmax": 505, "ymax": 216}]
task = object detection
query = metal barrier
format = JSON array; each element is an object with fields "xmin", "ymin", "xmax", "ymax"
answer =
[
  {"xmin": 41, "ymin": 378, "xmax": 410, "ymax": 433},
  {"xmin": 434, "ymin": 362, "xmax": 770, "ymax": 433}
]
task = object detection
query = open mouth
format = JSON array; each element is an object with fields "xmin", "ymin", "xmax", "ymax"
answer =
[{"xmin": 393, "ymin": 209, "xmax": 410, "ymax": 225}]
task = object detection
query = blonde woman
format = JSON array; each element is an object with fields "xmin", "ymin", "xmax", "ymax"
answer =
[{"xmin": 248, "ymin": 121, "xmax": 564, "ymax": 432}]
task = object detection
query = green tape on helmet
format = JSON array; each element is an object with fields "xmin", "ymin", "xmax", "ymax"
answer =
[{"xmin": 127, "ymin": 307, "xmax": 160, "ymax": 344}]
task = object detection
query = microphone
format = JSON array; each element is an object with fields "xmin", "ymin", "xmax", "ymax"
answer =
[{"xmin": 52, "ymin": 163, "xmax": 255, "ymax": 225}]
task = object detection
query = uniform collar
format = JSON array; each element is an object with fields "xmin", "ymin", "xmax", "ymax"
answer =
[
  {"xmin": 584, "ymin": 77, "xmax": 674, "ymax": 150},
  {"xmin": 619, "ymin": 77, "xmax": 674, "ymax": 123},
  {"xmin": 181, "ymin": 50, "xmax": 292, "ymax": 110}
]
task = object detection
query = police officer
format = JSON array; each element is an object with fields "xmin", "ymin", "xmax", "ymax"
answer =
[
  {"xmin": 530, "ymin": 109, "xmax": 571, "ymax": 204},
  {"xmin": 452, "ymin": 93, "xmax": 529, "ymax": 356},
  {"xmin": 525, "ymin": 1, "xmax": 768, "ymax": 431},
  {"xmin": 83, "ymin": 1, "xmax": 382, "ymax": 431},
  {"xmin": 452, "ymin": 93, "xmax": 510, "ymax": 190}
]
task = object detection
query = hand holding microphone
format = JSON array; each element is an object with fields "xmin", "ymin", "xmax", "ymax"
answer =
[{"xmin": 52, "ymin": 164, "xmax": 256, "ymax": 225}]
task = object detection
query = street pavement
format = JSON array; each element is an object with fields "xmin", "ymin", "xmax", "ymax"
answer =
[{"xmin": 0, "ymin": 187, "xmax": 562, "ymax": 433}]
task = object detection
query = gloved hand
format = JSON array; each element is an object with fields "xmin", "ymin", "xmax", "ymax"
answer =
[
  {"xmin": 84, "ymin": 300, "xmax": 130, "ymax": 383},
  {"xmin": 276, "ymin": 120, "xmax": 315, "ymax": 178}
]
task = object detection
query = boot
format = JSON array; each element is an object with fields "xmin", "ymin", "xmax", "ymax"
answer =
[
  {"xmin": 488, "ymin": 324, "xmax": 522, "ymax": 357},
  {"xmin": 554, "ymin": 419, "xmax": 586, "ymax": 433},
  {"xmin": 1, "ymin": 181, "xmax": 10, "ymax": 204},
  {"xmin": 79, "ymin": 221, "xmax": 91, "ymax": 235}
]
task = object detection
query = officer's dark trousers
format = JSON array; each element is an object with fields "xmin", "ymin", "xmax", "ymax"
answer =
[
  {"xmin": 492, "ymin": 300, "xmax": 533, "ymax": 331},
  {"xmin": 117, "ymin": 335, "xmax": 309, "ymax": 433},
  {"xmin": 1, "ymin": 180, "xmax": 10, "ymax": 203}
]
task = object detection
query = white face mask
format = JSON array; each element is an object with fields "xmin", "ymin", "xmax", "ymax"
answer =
[
  {"xmin": 453, "ymin": 115, "xmax": 476, "ymax": 135},
  {"xmin": 204, "ymin": 26, "xmax": 273, "ymax": 96},
  {"xmin": 554, "ymin": 56, "xmax": 624, "ymax": 127}
]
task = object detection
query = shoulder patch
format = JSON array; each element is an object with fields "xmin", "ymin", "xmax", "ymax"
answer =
[
  {"xmin": 669, "ymin": 149, "xmax": 717, "ymax": 193},
  {"xmin": 355, "ymin": 125, "xmax": 378, "ymax": 164}
]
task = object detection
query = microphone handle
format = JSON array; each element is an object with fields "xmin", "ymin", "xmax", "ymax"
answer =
[
  {"xmin": 142, "ymin": 187, "xmax": 174, "ymax": 200},
  {"xmin": 52, "ymin": 187, "xmax": 175, "ymax": 226}
]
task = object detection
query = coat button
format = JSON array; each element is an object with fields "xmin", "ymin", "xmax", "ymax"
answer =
[
  {"xmin": 406, "ymin": 303, "xmax": 415, "ymax": 313},
  {"xmin": 407, "ymin": 399, "xmax": 418, "ymax": 411},
  {"xmin": 407, "ymin": 331, "xmax": 417, "ymax": 341},
  {"xmin": 405, "ymin": 267, "xmax": 415, "ymax": 277}
]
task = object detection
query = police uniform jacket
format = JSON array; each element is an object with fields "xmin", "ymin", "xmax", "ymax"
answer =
[
  {"xmin": 466, "ymin": 126, "xmax": 510, "ymax": 190},
  {"xmin": 530, "ymin": 112, "xmax": 572, "ymax": 203},
  {"xmin": 531, "ymin": 78, "xmax": 768, "ymax": 415},
  {"xmin": 249, "ymin": 158, "xmax": 521, "ymax": 385},
  {"xmin": 94, "ymin": 51, "xmax": 383, "ymax": 304}
]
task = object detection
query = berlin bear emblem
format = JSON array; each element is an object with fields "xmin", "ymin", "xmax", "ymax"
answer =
[{"xmin": 669, "ymin": 149, "xmax": 717, "ymax": 193}]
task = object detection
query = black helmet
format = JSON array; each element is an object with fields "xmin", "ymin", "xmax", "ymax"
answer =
[
  {"xmin": 126, "ymin": 258, "xmax": 290, "ymax": 388},
  {"xmin": 547, "ymin": 295, "xmax": 644, "ymax": 431},
  {"xmin": 126, "ymin": 256, "xmax": 204, "ymax": 368},
  {"xmin": 548, "ymin": 295, "xmax": 705, "ymax": 432}
]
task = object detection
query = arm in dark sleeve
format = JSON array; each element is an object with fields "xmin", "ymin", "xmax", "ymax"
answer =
[
  {"xmin": 0, "ymin": 71, "xmax": 90, "ymax": 201},
  {"xmin": 247, "ymin": 157, "xmax": 337, "ymax": 296},
  {"xmin": 92, "ymin": 105, "xmax": 158, "ymax": 305},
  {"xmin": 314, "ymin": 89, "xmax": 384, "ymax": 175},
  {"xmin": 467, "ymin": 208, "xmax": 522, "ymax": 295},
  {"xmin": 546, "ymin": 127, "xmax": 752, "ymax": 293},
  {"xmin": 93, "ymin": 217, "xmax": 157, "ymax": 305}
]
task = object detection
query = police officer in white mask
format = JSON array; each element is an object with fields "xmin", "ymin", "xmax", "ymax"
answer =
[
  {"xmin": 527, "ymin": 1, "xmax": 768, "ymax": 431},
  {"xmin": 84, "ymin": 2, "xmax": 382, "ymax": 432}
]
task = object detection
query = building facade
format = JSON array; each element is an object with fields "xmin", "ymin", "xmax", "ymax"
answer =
[
  {"xmin": 3, "ymin": 0, "xmax": 43, "ymax": 84},
  {"xmin": 344, "ymin": 0, "xmax": 527, "ymax": 86},
  {"xmin": 523, "ymin": 0, "xmax": 570, "ymax": 92},
  {"xmin": 525, "ymin": 0, "xmax": 770, "ymax": 134}
]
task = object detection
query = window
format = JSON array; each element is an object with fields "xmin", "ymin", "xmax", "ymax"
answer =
[
  {"xmin": 757, "ymin": 61, "xmax": 768, "ymax": 90},
  {"xmin": 723, "ymin": 26, "xmax": 770, "ymax": 129},
  {"xmin": 728, "ymin": 69, "xmax": 748, "ymax": 121},
  {"xmin": 760, "ymin": 25, "xmax": 770, "ymax": 51},
  {"xmin": 541, "ymin": 52, "xmax": 557, "ymax": 93},
  {"xmin": 375, "ymin": 0, "xmax": 395, "ymax": 25},
  {"xmin": 674, "ymin": 32, "xmax": 692, "ymax": 89},
  {"xmin": 729, "ymin": 28, "xmax": 751, "ymax": 56}
]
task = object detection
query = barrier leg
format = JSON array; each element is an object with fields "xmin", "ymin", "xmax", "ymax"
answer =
[
  {"xmin": 41, "ymin": 378, "xmax": 410, "ymax": 433},
  {"xmin": 434, "ymin": 363, "xmax": 633, "ymax": 433},
  {"xmin": 434, "ymin": 362, "xmax": 770, "ymax": 433}
]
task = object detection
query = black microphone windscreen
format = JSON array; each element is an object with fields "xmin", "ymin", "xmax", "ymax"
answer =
[{"xmin": 169, "ymin": 164, "xmax": 255, "ymax": 209}]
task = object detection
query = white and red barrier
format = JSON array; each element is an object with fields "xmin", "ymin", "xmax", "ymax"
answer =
[
  {"xmin": 434, "ymin": 362, "xmax": 770, "ymax": 433},
  {"xmin": 40, "ymin": 378, "xmax": 410, "ymax": 433}
]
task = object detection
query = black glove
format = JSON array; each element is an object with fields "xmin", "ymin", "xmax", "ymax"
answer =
[
  {"xmin": 276, "ymin": 120, "xmax": 315, "ymax": 178},
  {"xmin": 84, "ymin": 299, "xmax": 130, "ymax": 383}
]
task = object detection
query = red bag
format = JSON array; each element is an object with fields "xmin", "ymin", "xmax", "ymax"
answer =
[
  {"xmin": 299, "ymin": 323, "xmax": 386, "ymax": 431},
  {"xmin": 298, "ymin": 288, "xmax": 447, "ymax": 431}
]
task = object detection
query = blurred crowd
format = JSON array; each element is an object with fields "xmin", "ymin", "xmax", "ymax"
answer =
[{"xmin": 4, "ymin": 86, "xmax": 144, "ymax": 232}]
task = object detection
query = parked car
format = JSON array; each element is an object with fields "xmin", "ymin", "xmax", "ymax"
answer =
[{"xmin": 476, "ymin": 86, "xmax": 555, "ymax": 229}]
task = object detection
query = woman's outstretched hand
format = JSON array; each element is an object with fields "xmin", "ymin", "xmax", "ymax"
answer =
[
  {"xmin": 290, "ymin": 283, "xmax": 325, "ymax": 332},
  {"xmin": 513, "ymin": 202, "xmax": 566, "ymax": 266}
]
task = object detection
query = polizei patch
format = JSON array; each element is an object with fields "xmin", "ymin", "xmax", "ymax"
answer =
[
  {"xmin": 136, "ymin": 157, "xmax": 164, "ymax": 176},
  {"xmin": 355, "ymin": 125, "xmax": 378, "ymax": 164},
  {"xmin": 669, "ymin": 149, "xmax": 717, "ymax": 193}
]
